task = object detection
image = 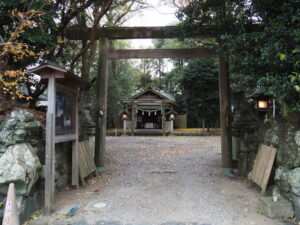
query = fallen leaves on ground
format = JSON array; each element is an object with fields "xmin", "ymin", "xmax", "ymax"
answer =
[{"xmin": 86, "ymin": 176, "xmax": 101, "ymax": 185}]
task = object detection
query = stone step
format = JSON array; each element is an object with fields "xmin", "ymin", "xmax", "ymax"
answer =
[{"xmin": 259, "ymin": 196, "xmax": 294, "ymax": 219}]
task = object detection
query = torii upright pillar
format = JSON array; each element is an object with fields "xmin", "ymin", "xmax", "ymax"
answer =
[
  {"xmin": 219, "ymin": 55, "xmax": 233, "ymax": 176},
  {"xmin": 95, "ymin": 38, "xmax": 109, "ymax": 171}
]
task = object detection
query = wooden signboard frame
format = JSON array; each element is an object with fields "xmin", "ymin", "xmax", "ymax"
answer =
[{"xmin": 29, "ymin": 63, "xmax": 89, "ymax": 215}]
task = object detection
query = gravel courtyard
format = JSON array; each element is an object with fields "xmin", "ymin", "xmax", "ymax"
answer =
[{"xmin": 31, "ymin": 136, "xmax": 282, "ymax": 225}]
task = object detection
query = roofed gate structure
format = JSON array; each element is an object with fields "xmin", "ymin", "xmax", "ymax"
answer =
[
  {"xmin": 123, "ymin": 89, "xmax": 177, "ymax": 136},
  {"xmin": 66, "ymin": 24, "xmax": 234, "ymax": 178}
]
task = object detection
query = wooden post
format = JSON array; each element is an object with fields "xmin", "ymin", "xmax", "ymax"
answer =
[
  {"xmin": 219, "ymin": 56, "xmax": 233, "ymax": 175},
  {"xmin": 72, "ymin": 91, "xmax": 79, "ymax": 187},
  {"xmin": 170, "ymin": 119, "xmax": 174, "ymax": 135},
  {"xmin": 95, "ymin": 38, "xmax": 109, "ymax": 170},
  {"xmin": 162, "ymin": 102, "xmax": 166, "ymax": 136},
  {"xmin": 45, "ymin": 76, "xmax": 56, "ymax": 215},
  {"xmin": 131, "ymin": 102, "xmax": 135, "ymax": 136}
]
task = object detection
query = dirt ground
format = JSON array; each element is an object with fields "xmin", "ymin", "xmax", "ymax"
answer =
[{"xmin": 32, "ymin": 136, "xmax": 283, "ymax": 225}]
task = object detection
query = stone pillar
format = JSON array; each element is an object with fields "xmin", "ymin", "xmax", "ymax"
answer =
[
  {"xmin": 231, "ymin": 90, "xmax": 260, "ymax": 176},
  {"xmin": 162, "ymin": 102, "xmax": 166, "ymax": 136},
  {"xmin": 170, "ymin": 119, "xmax": 174, "ymax": 135},
  {"xmin": 131, "ymin": 103, "xmax": 135, "ymax": 136},
  {"xmin": 123, "ymin": 119, "xmax": 127, "ymax": 136}
]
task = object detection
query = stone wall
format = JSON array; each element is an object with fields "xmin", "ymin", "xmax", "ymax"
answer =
[
  {"xmin": 234, "ymin": 99, "xmax": 300, "ymax": 221},
  {"xmin": 55, "ymin": 142, "xmax": 72, "ymax": 192},
  {"xmin": 264, "ymin": 118, "xmax": 300, "ymax": 221},
  {"xmin": 0, "ymin": 109, "xmax": 74, "ymax": 223},
  {"xmin": 78, "ymin": 89, "xmax": 97, "ymax": 140},
  {"xmin": 0, "ymin": 109, "xmax": 43, "ymax": 158}
]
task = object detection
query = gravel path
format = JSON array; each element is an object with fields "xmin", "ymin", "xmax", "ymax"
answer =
[{"xmin": 33, "ymin": 136, "xmax": 282, "ymax": 225}]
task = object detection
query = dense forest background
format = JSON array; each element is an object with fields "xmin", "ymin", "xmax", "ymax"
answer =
[{"xmin": 1, "ymin": 0, "xmax": 299, "ymax": 127}]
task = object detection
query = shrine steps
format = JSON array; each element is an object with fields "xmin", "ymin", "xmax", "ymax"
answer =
[{"xmin": 133, "ymin": 129, "xmax": 163, "ymax": 136}]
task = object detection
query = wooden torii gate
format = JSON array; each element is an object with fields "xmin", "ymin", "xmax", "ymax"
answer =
[{"xmin": 66, "ymin": 25, "xmax": 233, "ymax": 175}]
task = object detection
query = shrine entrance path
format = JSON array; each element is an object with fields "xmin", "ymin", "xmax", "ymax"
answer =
[{"xmin": 48, "ymin": 136, "xmax": 280, "ymax": 225}]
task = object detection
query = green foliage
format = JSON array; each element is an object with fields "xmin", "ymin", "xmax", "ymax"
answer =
[
  {"xmin": 223, "ymin": 1, "xmax": 300, "ymax": 113},
  {"xmin": 107, "ymin": 41, "xmax": 141, "ymax": 127},
  {"xmin": 0, "ymin": 0, "xmax": 57, "ymax": 69},
  {"xmin": 0, "ymin": 0, "xmax": 57, "ymax": 103},
  {"xmin": 137, "ymin": 73, "xmax": 153, "ymax": 90},
  {"xmin": 257, "ymin": 209, "xmax": 265, "ymax": 215},
  {"xmin": 152, "ymin": 38, "xmax": 220, "ymax": 127},
  {"xmin": 178, "ymin": 0, "xmax": 300, "ymax": 113},
  {"xmin": 151, "ymin": 38, "xmax": 208, "ymax": 95},
  {"xmin": 163, "ymin": 66, "xmax": 184, "ymax": 96},
  {"xmin": 107, "ymin": 59, "xmax": 139, "ymax": 128},
  {"xmin": 178, "ymin": 58, "xmax": 219, "ymax": 127},
  {"xmin": 133, "ymin": 58, "xmax": 165, "ymax": 91}
]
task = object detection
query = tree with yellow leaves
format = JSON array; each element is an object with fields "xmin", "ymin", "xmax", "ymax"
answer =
[
  {"xmin": 0, "ymin": 4, "xmax": 50, "ymax": 110},
  {"xmin": 0, "ymin": 0, "xmax": 151, "ymax": 112},
  {"xmin": 0, "ymin": 0, "xmax": 116, "ymax": 111}
]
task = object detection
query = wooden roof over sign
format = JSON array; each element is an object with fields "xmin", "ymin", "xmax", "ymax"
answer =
[{"xmin": 29, "ymin": 62, "xmax": 90, "ymax": 88}]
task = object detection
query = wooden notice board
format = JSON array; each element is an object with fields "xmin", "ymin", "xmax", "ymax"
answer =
[
  {"xmin": 29, "ymin": 63, "xmax": 89, "ymax": 215},
  {"xmin": 249, "ymin": 144, "xmax": 277, "ymax": 193}
]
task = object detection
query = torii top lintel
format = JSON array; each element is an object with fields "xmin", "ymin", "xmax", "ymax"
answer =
[{"xmin": 65, "ymin": 25, "xmax": 219, "ymax": 40}]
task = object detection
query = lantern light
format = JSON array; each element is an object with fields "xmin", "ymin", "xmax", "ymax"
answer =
[
  {"xmin": 257, "ymin": 100, "xmax": 268, "ymax": 109},
  {"xmin": 170, "ymin": 113, "xmax": 175, "ymax": 120},
  {"xmin": 167, "ymin": 109, "xmax": 177, "ymax": 120},
  {"xmin": 122, "ymin": 111, "xmax": 128, "ymax": 120},
  {"xmin": 247, "ymin": 90, "xmax": 272, "ymax": 112}
]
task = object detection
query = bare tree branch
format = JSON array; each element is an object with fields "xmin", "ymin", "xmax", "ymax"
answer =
[
  {"xmin": 69, "ymin": 0, "xmax": 113, "ymax": 71},
  {"xmin": 59, "ymin": 0, "xmax": 94, "ymax": 32},
  {"xmin": 54, "ymin": 0, "xmax": 96, "ymax": 58}
]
